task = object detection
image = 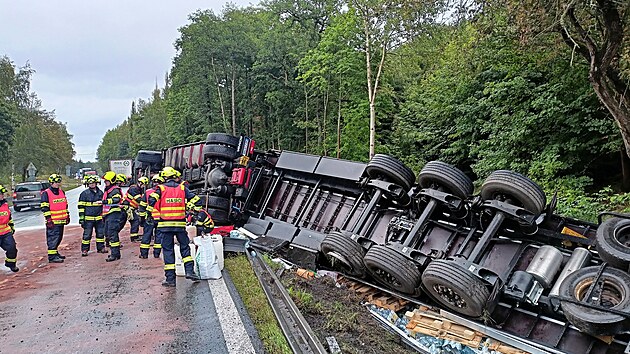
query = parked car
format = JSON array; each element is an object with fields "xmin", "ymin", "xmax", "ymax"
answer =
[{"xmin": 12, "ymin": 181, "xmax": 50, "ymax": 212}]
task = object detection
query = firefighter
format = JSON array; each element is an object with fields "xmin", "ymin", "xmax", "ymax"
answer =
[
  {"xmin": 115, "ymin": 174, "xmax": 129, "ymax": 235},
  {"xmin": 195, "ymin": 209, "xmax": 215, "ymax": 236},
  {"xmin": 102, "ymin": 171, "xmax": 124, "ymax": 262},
  {"xmin": 123, "ymin": 176, "xmax": 147, "ymax": 243},
  {"xmin": 147, "ymin": 167, "xmax": 201, "ymax": 287},
  {"xmin": 138, "ymin": 174, "xmax": 163, "ymax": 259},
  {"xmin": 78, "ymin": 175, "xmax": 107, "ymax": 256},
  {"xmin": 41, "ymin": 174, "xmax": 69, "ymax": 263},
  {"xmin": 0, "ymin": 184, "xmax": 19, "ymax": 272}
]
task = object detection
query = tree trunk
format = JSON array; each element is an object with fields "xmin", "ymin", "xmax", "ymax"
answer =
[
  {"xmin": 231, "ymin": 66, "xmax": 237, "ymax": 136},
  {"xmin": 337, "ymin": 80, "xmax": 342, "ymax": 159},
  {"xmin": 621, "ymin": 148, "xmax": 630, "ymax": 191},
  {"xmin": 211, "ymin": 57, "xmax": 229, "ymax": 133},
  {"xmin": 304, "ymin": 87, "xmax": 309, "ymax": 153}
]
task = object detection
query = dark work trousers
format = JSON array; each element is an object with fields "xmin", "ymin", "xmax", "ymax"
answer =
[
  {"xmin": 0, "ymin": 231, "xmax": 18, "ymax": 268},
  {"xmin": 140, "ymin": 219, "xmax": 156, "ymax": 257},
  {"xmin": 46, "ymin": 225, "xmax": 65, "ymax": 260},
  {"xmin": 82, "ymin": 220, "xmax": 105, "ymax": 252},
  {"xmin": 104, "ymin": 212, "xmax": 123, "ymax": 258},
  {"xmin": 129, "ymin": 209, "xmax": 140, "ymax": 241},
  {"xmin": 158, "ymin": 227, "xmax": 193, "ymax": 282}
]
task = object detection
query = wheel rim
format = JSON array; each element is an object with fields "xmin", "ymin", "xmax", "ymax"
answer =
[
  {"xmin": 575, "ymin": 278, "xmax": 624, "ymax": 309},
  {"xmin": 432, "ymin": 283, "xmax": 468, "ymax": 309},
  {"xmin": 614, "ymin": 224, "xmax": 630, "ymax": 248},
  {"xmin": 326, "ymin": 251, "xmax": 356, "ymax": 274},
  {"xmin": 370, "ymin": 266, "xmax": 402, "ymax": 288}
]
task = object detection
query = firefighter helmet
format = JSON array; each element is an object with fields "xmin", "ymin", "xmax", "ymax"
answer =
[
  {"xmin": 151, "ymin": 174, "xmax": 164, "ymax": 183},
  {"xmin": 0, "ymin": 184, "xmax": 7, "ymax": 194},
  {"xmin": 160, "ymin": 166, "xmax": 179, "ymax": 179},
  {"xmin": 87, "ymin": 175, "xmax": 99, "ymax": 184},
  {"xmin": 138, "ymin": 176, "xmax": 149, "ymax": 185},
  {"xmin": 103, "ymin": 171, "xmax": 117, "ymax": 182},
  {"xmin": 116, "ymin": 174, "xmax": 127, "ymax": 183},
  {"xmin": 49, "ymin": 174, "xmax": 62, "ymax": 184}
]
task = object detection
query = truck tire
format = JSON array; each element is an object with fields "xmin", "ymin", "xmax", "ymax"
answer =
[
  {"xmin": 421, "ymin": 259, "xmax": 492, "ymax": 318},
  {"xmin": 364, "ymin": 245, "xmax": 422, "ymax": 295},
  {"xmin": 207, "ymin": 208, "xmax": 229, "ymax": 225},
  {"xmin": 206, "ymin": 133, "xmax": 240, "ymax": 148},
  {"xmin": 480, "ymin": 170, "xmax": 546, "ymax": 215},
  {"xmin": 595, "ymin": 217, "xmax": 630, "ymax": 270},
  {"xmin": 365, "ymin": 154, "xmax": 415, "ymax": 191},
  {"xmin": 203, "ymin": 144, "xmax": 240, "ymax": 161},
  {"xmin": 136, "ymin": 150, "xmax": 162, "ymax": 164},
  {"xmin": 320, "ymin": 231, "xmax": 367, "ymax": 278},
  {"xmin": 13, "ymin": 205, "xmax": 21, "ymax": 212},
  {"xmin": 418, "ymin": 161, "xmax": 473, "ymax": 199},
  {"xmin": 198, "ymin": 195, "xmax": 231, "ymax": 211},
  {"xmin": 559, "ymin": 266, "xmax": 630, "ymax": 336}
]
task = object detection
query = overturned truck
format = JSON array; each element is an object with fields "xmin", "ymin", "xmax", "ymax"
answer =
[{"xmin": 138, "ymin": 133, "xmax": 630, "ymax": 353}]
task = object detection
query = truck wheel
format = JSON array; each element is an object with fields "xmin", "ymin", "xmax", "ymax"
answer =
[
  {"xmin": 206, "ymin": 208, "xmax": 229, "ymax": 225},
  {"xmin": 559, "ymin": 266, "xmax": 630, "ymax": 336},
  {"xmin": 480, "ymin": 170, "xmax": 546, "ymax": 215},
  {"xmin": 206, "ymin": 133, "xmax": 240, "ymax": 148},
  {"xmin": 421, "ymin": 259, "xmax": 492, "ymax": 318},
  {"xmin": 13, "ymin": 205, "xmax": 21, "ymax": 212},
  {"xmin": 595, "ymin": 218, "xmax": 630, "ymax": 270},
  {"xmin": 136, "ymin": 150, "xmax": 162, "ymax": 164},
  {"xmin": 203, "ymin": 145, "xmax": 240, "ymax": 161},
  {"xmin": 320, "ymin": 231, "xmax": 366, "ymax": 278},
  {"xmin": 418, "ymin": 161, "xmax": 473, "ymax": 199},
  {"xmin": 198, "ymin": 195, "xmax": 231, "ymax": 211},
  {"xmin": 364, "ymin": 245, "xmax": 422, "ymax": 294},
  {"xmin": 365, "ymin": 154, "xmax": 415, "ymax": 191}
]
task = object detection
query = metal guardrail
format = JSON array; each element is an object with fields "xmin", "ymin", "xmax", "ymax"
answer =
[{"xmin": 246, "ymin": 250, "xmax": 327, "ymax": 354}]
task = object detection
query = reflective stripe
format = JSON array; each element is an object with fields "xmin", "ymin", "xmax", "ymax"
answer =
[
  {"xmin": 5, "ymin": 257, "xmax": 16, "ymax": 262},
  {"xmin": 82, "ymin": 240, "xmax": 90, "ymax": 245},
  {"xmin": 95, "ymin": 238, "xmax": 106, "ymax": 242},
  {"xmin": 0, "ymin": 225, "xmax": 10, "ymax": 234},
  {"xmin": 84, "ymin": 215, "xmax": 103, "ymax": 221},
  {"xmin": 140, "ymin": 244, "xmax": 151, "ymax": 249},
  {"xmin": 164, "ymin": 264, "xmax": 176, "ymax": 270},
  {"xmin": 157, "ymin": 221, "xmax": 186, "ymax": 228},
  {"xmin": 182, "ymin": 256, "xmax": 193, "ymax": 263},
  {"xmin": 48, "ymin": 250, "xmax": 58, "ymax": 255},
  {"xmin": 153, "ymin": 244, "xmax": 162, "ymax": 249},
  {"xmin": 40, "ymin": 202, "xmax": 50, "ymax": 207},
  {"xmin": 110, "ymin": 242, "xmax": 120, "ymax": 247}
]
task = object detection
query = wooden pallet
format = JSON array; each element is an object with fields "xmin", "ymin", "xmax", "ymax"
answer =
[{"xmin": 338, "ymin": 277, "xmax": 410, "ymax": 312}]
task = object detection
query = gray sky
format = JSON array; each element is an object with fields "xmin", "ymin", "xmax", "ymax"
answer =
[{"xmin": 0, "ymin": 1, "xmax": 253, "ymax": 161}]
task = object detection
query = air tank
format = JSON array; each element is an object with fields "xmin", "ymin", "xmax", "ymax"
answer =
[
  {"xmin": 549, "ymin": 247, "xmax": 591, "ymax": 296},
  {"xmin": 526, "ymin": 245, "xmax": 564, "ymax": 289}
]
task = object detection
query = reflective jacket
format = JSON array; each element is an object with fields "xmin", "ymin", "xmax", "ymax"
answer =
[
  {"xmin": 41, "ymin": 187, "xmax": 69, "ymax": 225},
  {"xmin": 0, "ymin": 200, "xmax": 14, "ymax": 236},
  {"xmin": 102, "ymin": 184, "xmax": 122, "ymax": 216},
  {"xmin": 78, "ymin": 187, "xmax": 104, "ymax": 221},
  {"xmin": 123, "ymin": 184, "xmax": 143, "ymax": 209},
  {"xmin": 139, "ymin": 188, "xmax": 160, "ymax": 220},
  {"xmin": 147, "ymin": 180, "xmax": 200, "ymax": 229}
]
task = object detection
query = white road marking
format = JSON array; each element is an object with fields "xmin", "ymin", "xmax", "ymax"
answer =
[{"xmin": 207, "ymin": 276, "xmax": 256, "ymax": 354}]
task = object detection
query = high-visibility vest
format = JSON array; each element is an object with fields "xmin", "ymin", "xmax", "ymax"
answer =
[
  {"xmin": 44, "ymin": 189, "xmax": 68, "ymax": 224},
  {"xmin": 102, "ymin": 186, "xmax": 121, "ymax": 215},
  {"xmin": 0, "ymin": 203, "xmax": 11, "ymax": 235},
  {"xmin": 144, "ymin": 188, "xmax": 160, "ymax": 219},
  {"xmin": 125, "ymin": 185, "xmax": 141, "ymax": 209},
  {"xmin": 157, "ymin": 184, "xmax": 186, "ymax": 227}
]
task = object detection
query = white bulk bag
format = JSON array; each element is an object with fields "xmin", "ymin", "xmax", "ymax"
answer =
[{"xmin": 194, "ymin": 235, "xmax": 222, "ymax": 279}]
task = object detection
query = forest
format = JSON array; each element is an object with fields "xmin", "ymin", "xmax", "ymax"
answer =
[
  {"xmin": 95, "ymin": 0, "xmax": 629, "ymax": 221},
  {"xmin": 0, "ymin": 56, "xmax": 75, "ymax": 184}
]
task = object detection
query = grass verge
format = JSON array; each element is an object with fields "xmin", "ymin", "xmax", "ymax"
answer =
[{"xmin": 224, "ymin": 254, "xmax": 292, "ymax": 354}]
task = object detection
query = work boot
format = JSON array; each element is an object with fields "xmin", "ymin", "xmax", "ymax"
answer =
[
  {"xmin": 7, "ymin": 265, "xmax": 19, "ymax": 272},
  {"xmin": 97, "ymin": 248, "xmax": 109, "ymax": 254},
  {"xmin": 105, "ymin": 255, "xmax": 120, "ymax": 262},
  {"xmin": 138, "ymin": 254, "xmax": 148, "ymax": 259},
  {"xmin": 162, "ymin": 280, "xmax": 176, "ymax": 287},
  {"xmin": 57, "ymin": 254, "xmax": 66, "ymax": 260},
  {"xmin": 49, "ymin": 257, "xmax": 64, "ymax": 263},
  {"xmin": 185, "ymin": 272, "xmax": 200, "ymax": 282},
  {"xmin": 81, "ymin": 250, "xmax": 89, "ymax": 257}
]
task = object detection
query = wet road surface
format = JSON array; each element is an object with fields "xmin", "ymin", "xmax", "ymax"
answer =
[{"xmin": 0, "ymin": 226, "xmax": 264, "ymax": 354}]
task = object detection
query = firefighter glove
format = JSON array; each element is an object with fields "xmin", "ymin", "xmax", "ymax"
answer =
[{"xmin": 45, "ymin": 218, "xmax": 54, "ymax": 229}]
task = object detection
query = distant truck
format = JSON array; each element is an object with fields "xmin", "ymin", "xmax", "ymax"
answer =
[{"xmin": 109, "ymin": 159, "xmax": 133, "ymax": 185}]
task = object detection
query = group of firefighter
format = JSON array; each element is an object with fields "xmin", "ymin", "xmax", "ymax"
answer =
[{"xmin": 0, "ymin": 166, "xmax": 217, "ymax": 287}]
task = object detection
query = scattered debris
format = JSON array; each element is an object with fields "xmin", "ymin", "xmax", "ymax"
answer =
[{"xmin": 325, "ymin": 336, "xmax": 341, "ymax": 354}]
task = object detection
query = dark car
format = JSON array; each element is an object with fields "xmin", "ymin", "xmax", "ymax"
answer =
[{"xmin": 12, "ymin": 181, "xmax": 50, "ymax": 212}]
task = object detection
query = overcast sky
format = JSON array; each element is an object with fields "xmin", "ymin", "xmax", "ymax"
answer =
[{"xmin": 0, "ymin": 0, "xmax": 254, "ymax": 161}]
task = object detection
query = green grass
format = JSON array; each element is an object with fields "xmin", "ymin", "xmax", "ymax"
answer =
[{"xmin": 224, "ymin": 254, "xmax": 292, "ymax": 354}]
